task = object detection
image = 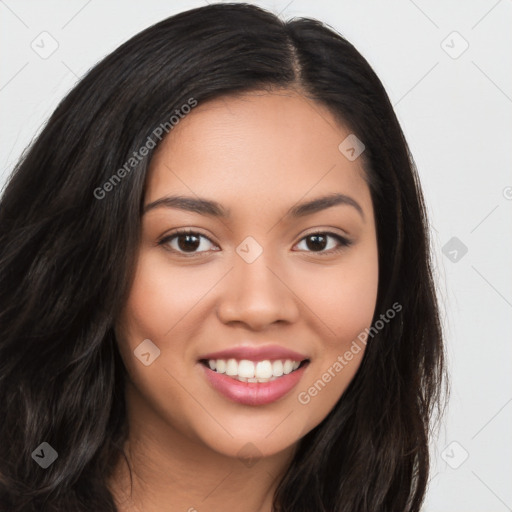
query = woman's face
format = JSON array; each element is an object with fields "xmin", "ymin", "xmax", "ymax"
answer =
[{"xmin": 115, "ymin": 89, "xmax": 379, "ymax": 460}]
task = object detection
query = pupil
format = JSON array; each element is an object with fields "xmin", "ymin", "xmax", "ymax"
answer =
[
  {"xmin": 307, "ymin": 234, "xmax": 326, "ymax": 251},
  {"xmin": 178, "ymin": 234, "xmax": 200, "ymax": 252}
]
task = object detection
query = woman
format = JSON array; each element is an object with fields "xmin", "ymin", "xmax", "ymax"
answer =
[{"xmin": 0, "ymin": 3, "xmax": 446, "ymax": 511}]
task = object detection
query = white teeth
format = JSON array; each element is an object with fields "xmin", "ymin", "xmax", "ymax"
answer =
[
  {"xmin": 272, "ymin": 360, "xmax": 283, "ymax": 377},
  {"xmin": 206, "ymin": 357, "xmax": 305, "ymax": 381},
  {"xmin": 216, "ymin": 359, "xmax": 226, "ymax": 374},
  {"xmin": 238, "ymin": 360, "xmax": 255, "ymax": 378},
  {"xmin": 255, "ymin": 360, "xmax": 273, "ymax": 379},
  {"xmin": 283, "ymin": 360, "xmax": 294, "ymax": 374},
  {"xmin": 225, "ymin": 358, "xmax": 238, "ymax": 376}
]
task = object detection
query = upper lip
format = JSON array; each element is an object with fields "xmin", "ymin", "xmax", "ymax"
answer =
[{"xmin": 199, "ymin": 344, "xmax": 309, "ymax": 362}]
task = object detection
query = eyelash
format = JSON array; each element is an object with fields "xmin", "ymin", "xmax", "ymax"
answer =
[{"xmin": 158, "ymin": 228, "xmax": 352, "ymax": 257}]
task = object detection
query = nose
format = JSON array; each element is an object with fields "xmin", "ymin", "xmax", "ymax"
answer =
[{"xmin": 216, "ymin": 252, "xmax": 300, "ymax": 330}]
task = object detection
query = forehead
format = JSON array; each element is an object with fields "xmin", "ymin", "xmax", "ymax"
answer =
[{"xmin": 145, "ymin": 89, "xmax": 371, "ymax": 215}]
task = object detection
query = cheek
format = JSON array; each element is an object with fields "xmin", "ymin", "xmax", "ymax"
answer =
[
  {"xmin": 293, "ymin": 243, "xmax": 379, "ymax": 349},
  {"xmin": 118, "ymin": 251, "xmax": 217, "ymax": 344},
  {"xmin": 114, "ymin": 250, "xmax": 221, "ymax": 404},
  {"xmin": 290, "ymin": 237, "xmax": 378, "ymax": 420},
  {"xmin": 113, "ymin": 253, "xmax": 209, "ymax": 437}
]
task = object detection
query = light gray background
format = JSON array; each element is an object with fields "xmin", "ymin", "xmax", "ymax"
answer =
[{"xmin": 1, "ymin": 1, "xmax": 511, "ymax": 510}]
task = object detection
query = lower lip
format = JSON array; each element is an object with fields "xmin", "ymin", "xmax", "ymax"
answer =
[{"xmin": 200, "ymin": 362, "xmax": 309, "ymax": 406}]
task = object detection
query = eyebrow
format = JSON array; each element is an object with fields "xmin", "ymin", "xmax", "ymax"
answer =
[{"xmin": 143, "ymin": 192, "xmax": 365, "ymax": 220}]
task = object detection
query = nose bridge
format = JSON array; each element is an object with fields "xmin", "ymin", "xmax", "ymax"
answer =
[
  {"xmin": 216, "ymin": 238, "xmax": 298, "ymax": 328},
  {"xmin": 236, "ymin": 249, "xmax": 278, "ymax": 296}
]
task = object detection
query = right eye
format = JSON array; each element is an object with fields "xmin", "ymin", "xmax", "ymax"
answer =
[{"xmin": 158, "ymin": 229, "xmax": 219, "ymax": 256}]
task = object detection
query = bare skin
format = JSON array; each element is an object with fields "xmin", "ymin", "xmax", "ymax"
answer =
[{"xmin": 109, "ymin": 88, "xmax": 379, "ymax": 512}]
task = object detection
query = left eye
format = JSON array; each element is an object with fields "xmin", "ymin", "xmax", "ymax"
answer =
[{"xmin": 295, "ymin": 232, "xmax": 351, "ymax": 254}]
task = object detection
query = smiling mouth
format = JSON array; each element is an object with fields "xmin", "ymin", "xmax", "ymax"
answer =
[{"xmin": 199, "ymin": 358, "xmax": 310, "ymax": 383}]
